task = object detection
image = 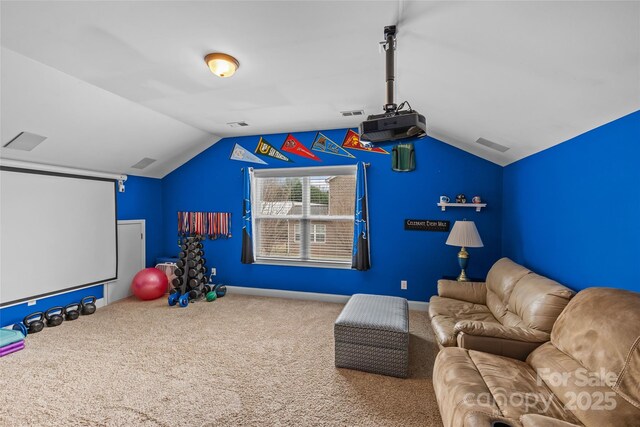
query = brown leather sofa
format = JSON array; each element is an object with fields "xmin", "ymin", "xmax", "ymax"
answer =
[
  {"xmin": 432, "ymin": 287, "xmax": 640, "ymax": 427},
  {"xmin": 429, "ymin": 258, "xmax": 575, "ymax": 360}
]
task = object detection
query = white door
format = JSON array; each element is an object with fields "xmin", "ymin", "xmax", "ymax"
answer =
[{"xmin": 106, "ymin": 220, "xmax": 145, "ymax": 304}]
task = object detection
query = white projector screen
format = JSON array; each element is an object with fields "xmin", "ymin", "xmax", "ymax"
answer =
[{"xmin": 1, "ymin": 168, "xmax": 117, "ymax": 306}]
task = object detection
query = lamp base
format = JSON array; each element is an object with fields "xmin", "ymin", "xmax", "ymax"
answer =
[{"xmin": 457, "ymin": 247, "xmax": 470, "ymax": 282}]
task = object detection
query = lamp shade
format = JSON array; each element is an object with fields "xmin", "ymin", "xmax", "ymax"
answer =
[{"xmin": 446, "ymin": 220, "xmax": 484, "ymax": 248}]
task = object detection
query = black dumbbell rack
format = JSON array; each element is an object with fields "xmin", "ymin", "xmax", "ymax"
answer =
[{"xmin": 169, "ymin": 235, "xmax": 210, "ymax": 307}]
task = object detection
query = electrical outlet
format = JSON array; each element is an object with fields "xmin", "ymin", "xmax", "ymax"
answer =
[
  {"xmin": 27, "ymin": 299, "xmax": 36, "ymax": 306},
  {"xmin": 211, "ymin": 267, "xmax": 216, "ymax": 276},
  {"xmin": 401, "ymin": 280, "xmax": 407, "ymax": 290}
]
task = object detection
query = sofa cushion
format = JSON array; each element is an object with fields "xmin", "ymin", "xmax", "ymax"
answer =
[
  {"xmin": 528, "ymin": 342, "xmax": 640, "ymax": 426},
  {"xmin": 429, "ymin": 296, "xmax": 498, "ymax": 347},
  {"xmin": 469, "ymin": 350, "xmax": 579, "ymax": 423},
  {"xmin": 505, "ymin": 273, "xmax": 575, "ymax": 333},
  {"xmin": 433, "ymin": 347, "xmax": 579, "ymax": 427},
  {"xmin": 433, "ymin": 347, "xmax": 502, "ymax": 427},
  {"xmin": 485, "ymin": 258, "xmax": 530, "ymax": 321},
  {"xmin": 549, "ymin": 288, "xmax": 640, "ymax": 411},
  {"xmin": 429, "ymin": 295, "xmax": 492, "ymax": 319}
]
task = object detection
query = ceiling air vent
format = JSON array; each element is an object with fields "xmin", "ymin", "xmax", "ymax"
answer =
[
  {"xmin": 476, "ymin": 137, "xmax": 510, "ymax": 153},
  {"xmin": 3, "ymin": 132, "xmax": 47, "ymax": 151},
  {"xmin": 131, "ymin": 158, "xmax": 157, "ymax": 169},
  {"xmin": 340, "ymin": 110, "xmax": 364, "ymax": 117},
  {"xmin": 227, "ymin": 121, "xmax": 249, "ymax": 128}
]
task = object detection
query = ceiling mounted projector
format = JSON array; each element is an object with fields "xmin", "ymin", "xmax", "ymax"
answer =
[{"xmin": 359, "ymin": 25, "xmax": 427, "ymax": 144}]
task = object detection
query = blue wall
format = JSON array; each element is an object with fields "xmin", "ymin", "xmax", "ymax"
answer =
[
  {"xmin": 162, "ymin": 129, "xmax": 503, "ymax": 302},
  {"xmin": 117, "ymin": 175, "xmax": 164, "ymax": 267},
  {"xmin": 1, "ymin": 175, "xmax": 163, "ymax": 327},
  {"xmin": 502, "ymin": 111, "xmax": 640, "ymax": 292}
]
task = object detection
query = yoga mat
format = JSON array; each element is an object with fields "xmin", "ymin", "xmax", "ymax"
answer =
[
  {"xmin": 0, "ymin": 329, "xmax": 25, "ymax": 347},
  {"xmin": 0, "ymin": 340, "xmax": 24, "ymax": 357}
]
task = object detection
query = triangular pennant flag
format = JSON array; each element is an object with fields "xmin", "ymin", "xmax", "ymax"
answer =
[
  {"xmin": 311, "ymin": 132, "xmax": 355, "ymax": 158},
  {"xmin": 342, "ymin": 129, "xmax": 389, "ymax": 154},
  {"xmin": 280, "ymin": 134, "xmax": 321, "ymax": 161},
  {"xmin": 255, "ymin": 137, "xmax": 292, "ymax": 162},
  {"xmin": 230, "ymin": 143, "xmax": 267, "ymax": 164}
]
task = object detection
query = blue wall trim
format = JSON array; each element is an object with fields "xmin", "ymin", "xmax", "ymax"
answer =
[
  {"xmin": 502, "ymin": 110, "xmax": 640, "ymax": 292},
  {"xmin": 162, "ymin": 128, "xmax": 504, "ymax": 302}
]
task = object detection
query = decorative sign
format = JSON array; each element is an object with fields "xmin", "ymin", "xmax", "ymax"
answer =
[
  {"xmin": 342, "ymin": 129, "xmax": 389, "ymax": 154},
  {"xmin": 255, "ymin": 137, "xmax": 292, "ymax": 162},
  {"xmin": 281, "ymin": 134, "xmax": 320, "ymax": 161},
  {"xmin": 311, "ymin": 132, "xmax": 355, "ymax": 158},
  {"xmin": 404, "ymin": 219, "xmax": 450, "ymax": 232},
  {"xmin": 230, "ymin": 143, "xmax": 267, "ymax": 164}
]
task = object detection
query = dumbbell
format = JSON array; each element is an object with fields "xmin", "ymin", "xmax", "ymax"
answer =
[
  {"xmin": 63, "ymin": 303, "xmax": 80, "ymax": 321},
  {"xmin": 80, "ymin": 296, "xmax": 97, "ymax": 315},
  {"xmin": 45, "ymin": 307, "xmax": 64, "ymax": 327},
  {"xmin": 168, "ymin": 292, "xmax": 180, "ymax": 306},
  {"xmin": 172, "ymin": 277, "xmax": 183, "ymax": 288},
  {"xmin": 174, "ymin": 267, "xmax": 185, "ymax": 277},
  {"xmin": 178, "ymin": 293, "xmax": 189, "ymax": 308},
  {"xmin": 22, "ymin": 312, "xmax": 45, "ymax": 334},
  {"xmin": 176, "ymin": 259, "xmax": 185, "ymax": 269}
]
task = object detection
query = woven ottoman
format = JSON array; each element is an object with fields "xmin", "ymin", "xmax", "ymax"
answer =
[{"xmin": 334, "ymin": 294, "xmax": 409, "ymax": 378}]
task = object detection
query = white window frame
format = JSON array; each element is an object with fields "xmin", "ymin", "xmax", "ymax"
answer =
[
  {"xmin": 311, "ymin": 224, "xmax": 326, "ymax": 243},
  {"xmin": 251, "ymin": 165, "xmax": 356, "ymax": 269}
]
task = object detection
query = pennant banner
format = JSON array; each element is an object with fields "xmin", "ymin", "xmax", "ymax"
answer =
[
  {"xmin": 255, "ymin": 137, "xmax": 292, "ymax": 162},
  {"xmin": 230, "ymin": 143, "xmax": 267, "ymax": 165},
  {"xmin": 311, "ymin": 132, "xmax": 355, "ymax": 158},
  {"xmin": 281, "ymin": 134, "xmax": 321, "ymax": 161},
  {"xmin": 342, "ymin": 129, "xmax": 389, "ymax": 154}
]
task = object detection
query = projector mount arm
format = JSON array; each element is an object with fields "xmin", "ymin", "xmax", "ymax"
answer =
[{"xmin": 382, "ymin": 25, "xmax": 397, "ymax": 114}]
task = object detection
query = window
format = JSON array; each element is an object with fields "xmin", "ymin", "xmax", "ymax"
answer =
[
  {"xmin": 294, "ymin": 223, "xmax": 326, "ymax": 243},
  {"xmin": 252, "ymin": 165, "xmax": 356, "ymax": 268}
]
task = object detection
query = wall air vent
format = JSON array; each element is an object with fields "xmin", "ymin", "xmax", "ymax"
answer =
[
  {"xmin": 3, "ymin": 132, "xmax": 47, "ymax": 151},
  {"xmin": 227, "ymin": 121, "xmax": 249, "ymax": 128},
  {"xmin": 131, "ymin": 158, "xmax": 157, "ymax": 169},
  {"xmin": 340, "ymin": 110, "xmax": 364, "ymax": 117},
  {"xmin": 475, "ymin": 137, "xmax": 510, "ymax": 153}
]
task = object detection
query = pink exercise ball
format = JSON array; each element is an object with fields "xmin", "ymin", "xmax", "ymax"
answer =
[{"xmin": 131, "ymin": 268, "xmax": 168, "ymax": 300}]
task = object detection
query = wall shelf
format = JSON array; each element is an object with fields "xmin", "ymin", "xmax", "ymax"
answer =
[{"xmin": 437, "ymin": 202, "xmax": 487, "ymax": 212}]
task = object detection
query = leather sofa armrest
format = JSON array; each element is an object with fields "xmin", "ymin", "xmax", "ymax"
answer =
[
  {"xmin": 520, "ymin": 414, "xmax": 583, "ymax": 427},
  {"xmin": 454, "ymin": 320, "xmax": 550, "ymax": 343},
  {"xmin": 437, "ymin": 279, "xmax": 487, "ymax": 305},
  {"xmin": 457, "ymin": 332, "xmax": 545, "ymax": 361}
]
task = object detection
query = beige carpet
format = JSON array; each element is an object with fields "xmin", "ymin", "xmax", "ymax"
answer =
[{"xmin": 0, "ymin": 294, "xmax": 442, "ymax": 426}]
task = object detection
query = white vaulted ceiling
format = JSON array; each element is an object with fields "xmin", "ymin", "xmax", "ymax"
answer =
[{"xmin": 1, "ymin": 1, "xmax": 639, "ymax": 177}]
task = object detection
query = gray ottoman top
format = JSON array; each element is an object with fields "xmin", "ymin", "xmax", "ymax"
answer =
[{"xmin": 335, "ymin": 294, "xmax": 408, "ymax": 334}]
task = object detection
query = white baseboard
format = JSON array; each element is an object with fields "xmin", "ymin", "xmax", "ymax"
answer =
[{"xmin": 225, "ymin": 286, "xmax": 429, "ymax": 311}]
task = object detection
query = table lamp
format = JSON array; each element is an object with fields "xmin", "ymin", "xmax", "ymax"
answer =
[{"xmin": 446, "ymin": 220, "xmax": 484, "ymax": 281}]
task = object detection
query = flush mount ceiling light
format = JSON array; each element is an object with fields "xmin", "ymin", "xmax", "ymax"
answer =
[{"xmin": 204, "ymin": 53, "xmax": 239, "ymax": 78}]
